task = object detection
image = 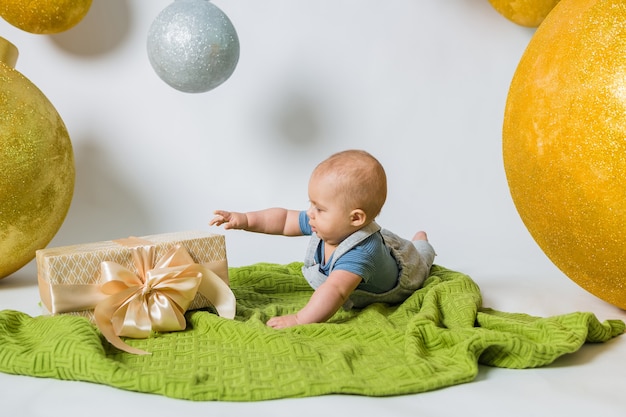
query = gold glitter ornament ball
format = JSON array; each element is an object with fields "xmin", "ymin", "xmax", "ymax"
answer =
[
  {"xmin": 488, "ymin": 0, "xmax": 561, "ymax": 27},
  {"xmin": 503, "ymin": 0, "xmax": 626, "ymax": 308},
  {"xmin": 0, "ymin": 0, "xmax": 92, "ymax": 34},
  {"xmin": 0, "ymin": 37, "xmax": 75, "ymax": 279}
]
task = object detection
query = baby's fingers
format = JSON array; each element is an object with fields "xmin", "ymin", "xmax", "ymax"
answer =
[{"xmin": 209, "ymin": 213, "xmax": 228, "ymax": 226}]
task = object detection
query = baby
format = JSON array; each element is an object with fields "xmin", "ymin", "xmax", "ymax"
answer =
[{"xmin": 210, "ymin": 149, "xmax": 435, "ymax": 329}]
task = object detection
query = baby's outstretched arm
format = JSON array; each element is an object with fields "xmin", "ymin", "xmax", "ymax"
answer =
[
  {"xmin": 267, "ymin": 269, "xmax": 362, "ymax": 329},
  {"xmin": 210, "ymin": 208, "xmax": 302, "ymax": 236}
]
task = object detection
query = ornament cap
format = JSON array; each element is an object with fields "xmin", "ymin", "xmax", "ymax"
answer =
[{"xmin": 0, "ymin": 37, "xmax": 18, "ymax": 68}]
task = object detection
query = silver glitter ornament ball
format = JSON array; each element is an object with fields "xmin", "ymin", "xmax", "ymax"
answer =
[{"xmin": 147, "ymin": 0, "xmax": 240, "ymax": 93}]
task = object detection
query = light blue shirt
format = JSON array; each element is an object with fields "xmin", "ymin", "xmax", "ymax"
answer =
[{"xmin": 298, "ymin": 211, "xmax": 399, "ymax": 293}]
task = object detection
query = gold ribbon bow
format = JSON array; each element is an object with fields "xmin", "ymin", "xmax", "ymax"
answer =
[{"xmin": 94, "ymin": 243, "xmax": 235, "ymax": 355}]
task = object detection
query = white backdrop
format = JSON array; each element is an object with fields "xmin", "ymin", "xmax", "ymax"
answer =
[{"xmin": 3, "ymin": 0, "xmax": 551, "ymax": 277}]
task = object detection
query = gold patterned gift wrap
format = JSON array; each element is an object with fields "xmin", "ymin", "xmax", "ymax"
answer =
[{"xmin": 36, "ymin": 231, "xmax": 236, "ymax": 354}]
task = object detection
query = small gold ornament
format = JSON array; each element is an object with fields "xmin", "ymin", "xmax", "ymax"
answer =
[
  {"xmin": 0, "ymin": 37, "xmax": 75, "ymax": 279},
  {"xmin": 503, "ymin": 0, "xmax": 626, "ymax": 308},
  {"xmin": 488, "ymin": 0, "xmax": 561, "ymax": 27},
  {"xmin": 0, "ymin": 0, "xmax": 92, "ymax": 34}
]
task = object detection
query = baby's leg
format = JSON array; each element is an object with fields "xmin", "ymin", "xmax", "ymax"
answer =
[{"xmin": 412, "ymin": 231, "xmax": 435, "ymax": 268}]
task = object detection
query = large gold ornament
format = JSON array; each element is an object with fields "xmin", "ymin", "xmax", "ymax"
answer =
[
  {"xmin": 503, "ymin": 0, "xmax": 626, "ymax": 308},
  {"xmin": 0, "ymin": 37, "xmax": 75, "ymax": 279},
  {"xmin": 488, "ymin": 0, "xmax": 561, "ymax": 27},
  {"xmin": 0, "ymin": 0, "xmax": 92, "ymax": 34}
]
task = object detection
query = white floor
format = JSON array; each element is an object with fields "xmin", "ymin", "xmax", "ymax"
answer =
[{"xmin": 2, "ymin": 257, "xmax": 625, "ymax": 417}]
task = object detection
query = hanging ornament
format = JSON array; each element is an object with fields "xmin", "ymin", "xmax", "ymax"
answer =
[
  {"xmin": 0, "ymin": 0, "xmax": 92, "ymax": 34},
  {"xmin": 0, "ymin": 37, "xmax": 75, "ymax": 279},
  {"xmin": 147, "ymin": 0, "xmax": 240, "ymax": 93},
  {"xmin": 488, "ymin": 0, "xmax": 561, "ymax": 27},
  {"xmin": 503, "ymin": 0, "xmax": 626, "ymax": 308}
]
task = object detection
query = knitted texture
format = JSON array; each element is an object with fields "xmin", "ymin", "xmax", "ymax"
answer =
[{"xmin": 0, "ymin": 263, "xmax": 623, "ymax": 401}]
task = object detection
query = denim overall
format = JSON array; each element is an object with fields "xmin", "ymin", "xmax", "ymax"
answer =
[{"xmin": 301, "ymin": 222, "xmax": 435, "ymax": 309}]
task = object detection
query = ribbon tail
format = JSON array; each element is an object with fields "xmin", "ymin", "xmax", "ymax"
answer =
[
  {"xmin": 94, "ymin": 292, "xmax": 151, "ymax": 355},
  {"xmin": 197, "ymin": 268, "xmax": 237, "ymax": 319}
]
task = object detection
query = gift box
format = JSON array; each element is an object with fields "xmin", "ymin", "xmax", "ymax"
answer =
[
  {"xmin": 37, "ymin": 230, "xmax": 230, "ymax": 315},
  {"xmin": 36, "ymin": 231, "xmax": 236, "ymax": 354}
]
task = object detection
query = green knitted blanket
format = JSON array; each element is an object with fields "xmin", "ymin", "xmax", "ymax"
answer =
[{"xmin": 0, "ymin": 263, "xmax": 623, "ymax": 401}]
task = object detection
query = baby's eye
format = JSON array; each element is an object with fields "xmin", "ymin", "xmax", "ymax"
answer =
[{"xmin": 308, "ymin": 201, "xmax": 324, "ymax": 213}]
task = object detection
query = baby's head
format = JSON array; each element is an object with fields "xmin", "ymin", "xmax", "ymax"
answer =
[{"xmin": 310, "ymin": 149, "xmax": 387, "ymax": 223}]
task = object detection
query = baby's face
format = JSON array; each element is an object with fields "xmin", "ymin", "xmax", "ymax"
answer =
[{"xmin": 306, "ymin": 174, "xmax": 356, "ymax": 245}]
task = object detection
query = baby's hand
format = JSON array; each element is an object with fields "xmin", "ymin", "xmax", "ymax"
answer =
[
  {"xmin": 209, "ymin": 210, "xmax": 248, "ymax": 230},
  {"xmin": 267, "ymin": 314, "xmax": 299, "ymax": 329}
]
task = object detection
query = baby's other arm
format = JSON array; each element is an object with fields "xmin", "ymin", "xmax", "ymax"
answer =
[{"xmin": 267, "ymin": 269, "xmax": 362, "ymax": 329}]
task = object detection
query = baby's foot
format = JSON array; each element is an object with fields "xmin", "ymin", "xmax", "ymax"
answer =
[{"xmin": 412, "ymin": 231, "xmax": 428, "ymax": 241}]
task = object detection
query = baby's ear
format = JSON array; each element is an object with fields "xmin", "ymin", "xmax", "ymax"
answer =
[{"xmin": 350, "ymin": 209, "xmax": 367, "ymax": 227}]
